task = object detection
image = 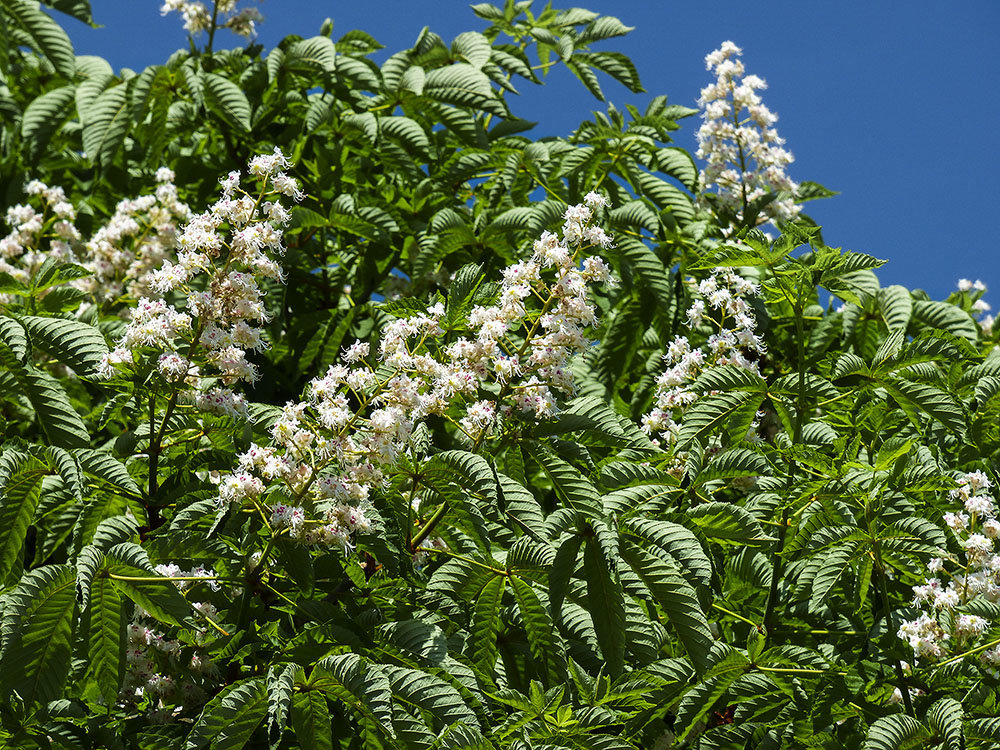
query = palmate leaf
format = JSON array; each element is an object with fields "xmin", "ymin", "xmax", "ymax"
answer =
[
  {"xmin": 675, "ymin": 391, "xmax": 766, "ymax": 450},
  {"xmin": 879, "ymin": 376, "xmax": 966, "ymax": 435},
  {"xmin": 549, "ymin": 533, "xmax": 582, "ymax": 629},
  {"xmin": 612, "ymin": 236, "xmax": 674, "ymax": 309},
  {"xmin": 620, "ymin": 541, "xmax": 714, "ymax": 675},
  {"xmin": 863, "ymin": 713, "xmax": 929, "ymax": 750},
  {"xmin": 421, "ymin": 450, "xmax": 497, "ymax": 505},
  {"xmin": 807, "ymin": 541, "xmax": 860, "ymax": 613},
  {"xmin": 622, "ymin": 517, "xmax": 712, "ymax": 590},
  {"xmin": 692, "ymin": 448, "xmax": 769, "ymax": 487},
  {"xmin": 0, "ymin": 564, "xmax": 76, "ymax": 707},
  {"xmin": 0, "ymin": 317, "xmax": 27, "ymax": 360},
  {"xmin": 186, "ymin": 678, "xmax": 267, "ymax": 750},
  {"xmin": 20, "ymin": 315, "xmax": 109, "ymax": 376},
  {"xmin": 878, "ymin": 285, "xmax": 913, "ymax": 332},
  {"xmin": 73, "ymin": 449, "xmax": 141, "ymax": 496},
  {"xmin": 533, "ymin": 394, "xmax": 653, "ymax": 450},
  {"xmin": 583, "ymin": 530, "xmax": 625, "ymax": 678},
  {"xmin": 685, "ymin": 502, "xmax": 772, "ymax": 546},
  {"xmin": 911, "ymin": 299, "xmax": 979, "ymax": 342},
  {"xmin": 535, "ymin": 447, "xmax": 602, "ymax": 518},
  {"xmin": 41, "ymin": 0, "xmax": 93, "ymax": 24}
]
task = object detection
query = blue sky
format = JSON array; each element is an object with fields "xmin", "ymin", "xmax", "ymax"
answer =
[{"xmin": 67, "ymin": 1, "xmax": 1000, "ymax": 301}]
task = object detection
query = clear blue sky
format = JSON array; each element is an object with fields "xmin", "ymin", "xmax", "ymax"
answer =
[{"xmin": 67, "ymin": 1, "xmax": 1000, "ymax": 301}]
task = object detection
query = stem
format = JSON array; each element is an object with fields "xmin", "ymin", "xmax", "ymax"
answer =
[
  {"xmin": 711, "ymin": 602, "xmax": 760, "ymax": 629},
  {"xmin": 934, "ymin": 635, "xmax": 1000, "ymax": 668},
  {"xmin": 874, "ymin": 549, "xmax": 914, "ymax": 717},
  {"xmin": 206, "ymin": 0, "xmax": 220, "ymax": 55},
  {"xmin": 763, "ymin": 283, "xmax": 810, "ymax": 643},
  {"xmin": 410, "ymin": 500, "xmax": 449, "ymax": 552},
  {"xmin": 757, "ymin": 665, "xmax": 844, "ymax": 676},
  {"xmin": 146, "ymin": 391, "xmax": 177, "ymax": 531}
]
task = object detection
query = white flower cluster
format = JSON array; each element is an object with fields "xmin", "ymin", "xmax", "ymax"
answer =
[
  {"xmin": 696, "ymin": 41, "xmax": 800, "ymax": 227},
  {"xmin": 0, "ymin": 171, "xmax": 190, "ymax": 313},
  {"xmin": 99, "ymin": 150, "xmax": 299, "ymax": 416},
  {"xmin": 78, "ymin": 168, "xmax": 191, "ymax": 304},
  {"xmin": 898, "ymin": 471, "xmax": 1000, "ymax": 672},
  {"xmin": 216, "ymin": 195, "xmax": 614, "ymax": 551},
  {"xmin": 0, "ymin": 181, "xmax": 79, "ymax": 293},
  {"xmin": 119, "ymin": 567, "xmax": 221, "ymax": 718},
  {"xmin": 160, "ymin": 0, "xmax": 262, "ymax": 38},
  {"xmin": 642, "ymin": 266, "xmax": 765, "ymax": 443},
  {"xmin": 957, "ymin": 278, "xmax": 993, "ymax": 334}
]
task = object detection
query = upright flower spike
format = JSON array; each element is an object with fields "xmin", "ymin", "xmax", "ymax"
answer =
[
  {"xmin": 696, "ymin": 41, "xmax": 801, "ymax": 227},
  {"xmin": 642, "ymin": 267, "xmax": 765, "ymax": 447},
  {"xmin": 898, "ymin": 471, "xmax": 1000, "ymax": 674},
  {"xmin": 98, "ymin": 149, "xmax": 300, "ymax": 419},
  {"xmin": 160, "ymin": 0, "xmax": 263, "ymax": 38},
  {"xmin": 215, "ymin": 197, "xmax": 617, "ymax": 553}
]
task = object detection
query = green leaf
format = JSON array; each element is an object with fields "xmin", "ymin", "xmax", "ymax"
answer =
[
  {"xmin": 0, "ymin": 564, "xmax": 76, "ymax": 706},
  {"xmin": 863, "ymin": 713, "xmax": 928, "ymax": 750},
  {"xmin": 267, "ymin": 663, "xmax": 298, "ymax": 748},
  {"xmin": 0, "ymin": 317, "xmax": 27, "ymax": 360},
  {"xmin": 579, "ymin": 15, "xmax": 634, "ymax": 44},
  {"xmin": 911, "ymin": 299, "xmax": 979, "ymax": 342},
  {"xmin": 384, "ymin": 665, "xmax": 480, "ymax": 731},
  {"xmin": 926, "ymin": 697, "xmax": 963, "ymax": 750},
  {"xmin": 105, "ymin": 543, "xmax": 194, "ymax": 627},
  {"xmin": 81, "ymin": 81, "xmax": 129, "ymax": 165},
  {"xmin": 510, "ymin": 576, "xmax": 564, "ymax": 684},
  {"xmin": 0, "ymin": 452, "xmax": 46, "ymax": 585},
  {"xmin": 41, "ymin": 0, "xmax": 93, "ymax": 24},
  {"xmin": 290, "ymin": 690, "xmax": 332, "ymax": 750},
  {"xmin": 620, "ymin": 541, "xmax": 714, "ymax": 675},
  {"xmin": 675, "ymin": 390, "xmax": 765, "ymax": 449},
  {"xmin": 0, "ymin": 346, "xmax": 89, "ymax": 447},
  {"xmin": 808, "ymin": 542, "xmax": 859, "ymax": 612},
  {"xmin": 87, "ymin": 570, "xmax": 126, "ymax": 706},
  {"xmin": 21, "ymin": 84, "xmax": 75, "ymax": 156},
  {"xmin": 878, "ymin": 285, "xmax": 913, "ymax": 332},
  {"xmin": 656, "ymin": 147, "xmax": 698, "ymax": 191},
  {"xmin": 470, "ymin": 574, "xmax": 505, "ymax": 675},
  {"xmin": 583, "ymin": 530, "xmax": 625, "ymax": 677},
  {"xmin": 692, "ymin": 449, "xmax": 769, "ymax": 487},
  {"xmin": 673, "ymin": 648, "xmax": 747, "ymax": 739},
  {"xmin": 311, "ymin": 653, "xmax": 394, "ymax": 734},
  {"xmin": 74, "ymin": 449, "xmax": 141, "ymax": 496},
  {"xmin": 20, "ymin": 315, "xmax": 109, "ymax": 376},
  {"xmin": 4, "ymin": 0, "xmax": 76, "ymax": 77},
  {"xmin": 203, "ymin": 72, "xmax": 252, "ymax": 132},
  {"xmin": 686, "ymin": 502, "xmax": 772, "ymax": 545},
  {"xmin": 186, "ymin": 678, "xmax": 267, "ymax": 750},
  {"xmin": 879, "ymin": 377, "xmax": 966, "ymax": 435},
  {"xmin": 451, "ymin": 31, "xmax": 491, "ymax": 68}
]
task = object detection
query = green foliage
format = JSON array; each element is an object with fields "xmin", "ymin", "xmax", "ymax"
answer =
[{"xmin": 0, "ymin": 2, "xmax": 997, "ymax": 748}]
